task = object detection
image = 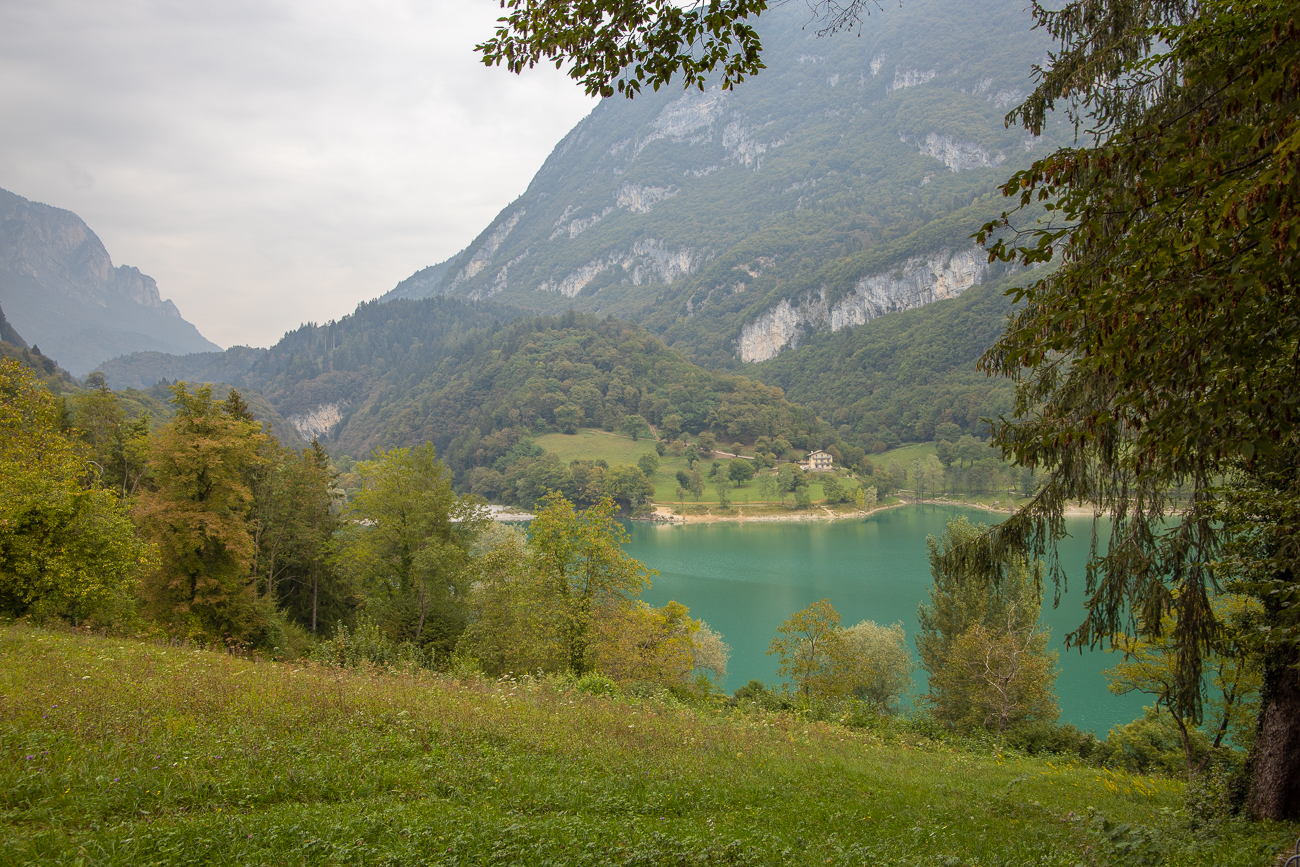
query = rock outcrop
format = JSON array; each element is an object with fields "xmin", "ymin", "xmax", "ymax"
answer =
[{"xmin": 738, "ymin": 247, "xmax": 989, "ymax": 362}]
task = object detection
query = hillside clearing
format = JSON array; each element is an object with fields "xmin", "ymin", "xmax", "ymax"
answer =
[{"xmin": 1, "ymin": 626, "xmax": 1293, "ymax": 866}]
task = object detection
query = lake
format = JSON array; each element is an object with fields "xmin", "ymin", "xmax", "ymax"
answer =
[{"xmin": 625, "ymin": 504, "xmax": 1146, "ymax": 735}]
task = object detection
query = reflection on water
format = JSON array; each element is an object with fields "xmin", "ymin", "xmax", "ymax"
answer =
[{"xmin": 624, "ymin": 504, "xmax": 1145, "ymax": 735}]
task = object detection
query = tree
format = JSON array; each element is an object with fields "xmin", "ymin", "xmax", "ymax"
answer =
[
  {"xmin": 527, "ymin": 492, "xmax": 655, "ymax": 674},
  {"xmin": 590, "ymin": 599, "xmax": 699, "ymax": 687},
  {"xmin": 954, "ymin": 436, "xmax": 983, "ymax": 471},
  {"xmin": 918, "ymin": 517, "xmax": 1057, "ymax": 733},
  {"xmin": 935, "ymin": 439, "xmax": 957, "ymax": 471},
  {"xmin": 686, "ymin": 467, "xmax": 706, "ymax": 502},
  {"xmin": 691, "ymin": 621, "xmax": 730, "ymax": 686},
  {"xmin": 478, "ymin": 0, "xmax": 769, "ymax": 98},
  {"xmin": 757, "ymin": 471, "xmax": 777, "ymax": 504},
  {"xmin": 838, "ymin": 620, "xmax": 913, "ymax": 714},
  {"xmin": 637, "ymin": 452, "xmax": 660, "ymax": 478},
  {"xmin": 458, "ymin": 523, "xmax": 567, "ymax": 675},
  {"xmin": 942, "ymin": 616, "xmax": 1059, "ymax": 738},
  {"xmin": 621, "ymin": 414, "xmax": 650, "ymax": 441},
  {"xmin": 72, "ymin": 375, "xmax": 151, "ymax": 498},
  {"xmin": 713, "ymin": 477, "xmax": 731, "ymax": 510},
  {"xmin": 555, "ymin": 403, "xmax": 582, "ymax": 434},
  {"xmin": 768, "ymin": 599, "xmax": 843, "ymax": 697},
  {"xmin": 727, "ymin": 457, "xmax": 755, "ymax": 487},
  {"xmin": 911, "ymin": 456, "xmax": 944, "ymax": 501},
  {"xmin": 342, "ymin": 443, "xmax": 485, "ymax": 656},
  {"xmin": 0, "ymin": 359, "xmax": 154, "ymax": 624},
  {"xmin": 821, "ymin": 475, "xmax": 845, "ymax": 505},
  {"xmin": 957, "ymin": 0, "xmax": 1300, "ymax": 817},
  {"xmin": 604, "ymin": 465, "xmax": 654, "ymax": 511},
  {"xmin": 776, "ymin": 463, "xmax": 807, "ymax": 499},
  {"xmin": 134, "ymin": 383, "xmax": 274, "ymax": 644},
  {"xmin": 1105, "ymin": 595, "xmax": 1263, "ymax": 778},
  {"xmin": 256, "ymin": 439, "xmax": 346, "ymax": 634}
]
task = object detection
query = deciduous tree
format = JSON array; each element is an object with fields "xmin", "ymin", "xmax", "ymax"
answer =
[
  {"xmin": 0, "ymin": 359, "xmax": 154, "ymax": 625},
  {"xmin": 768, "ymin": 599, "xmax": 843, "ymax": 696},
  {"xmin": 342, "ymin": 443, "xmax": 485, "ymax": 656},
  {"xmin": 528, "ymin": 492, "xmax": 655, "ymax": 674}
]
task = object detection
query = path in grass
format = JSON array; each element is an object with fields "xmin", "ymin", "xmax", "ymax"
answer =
[{"xmin": 2, "ymin": 626, "xmax": 1294, "ymax": 866}]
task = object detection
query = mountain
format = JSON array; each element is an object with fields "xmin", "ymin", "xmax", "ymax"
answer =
[
  {"xmin": 95, "ymin": 0, "xmax": 1058, "ymax": 463},
  {"xmin": 389, "ymin": 0, "xmax": 1056, "ymax": 368},
  {"xmin": 0, "ymin": 188, "xmax": 220, "ymax": 375},
  {"xmin": 1, "ymin": 300, "xmax": 83, "ymax": 392},
  {"xmin": 0, "ymin": 302, "xmax": 25, "ymax": 348},
  {"xmin": 750, "ymin": 273, "xmax": 1023, "ymax": 450},
  {"xmin": 95, "ymin": 297, "xmax": 850, "ymax": 473},
  {"xmin": 375, "ymin": 256, "xmax": 456, "ymax": 303}
]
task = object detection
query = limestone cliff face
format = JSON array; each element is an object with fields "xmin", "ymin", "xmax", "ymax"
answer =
[
  {"xmin": 287, "ymin": 402, "xmax": 346, "ymax": 440},
  {"xmin": 0, "ymin": 187, "xmax": 219, "ymax": 374},
  {"xmin": 737, "ymin": 247, "xmax": 989, "ymax": 362},
  {"xmin": 537, "ymin": 239, "xmax": 704, "ymax": 298}
]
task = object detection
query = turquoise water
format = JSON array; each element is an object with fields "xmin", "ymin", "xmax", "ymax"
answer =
[{"xmin": 625, "ymin": 504, "xmax": 1146, "ymax": 736}]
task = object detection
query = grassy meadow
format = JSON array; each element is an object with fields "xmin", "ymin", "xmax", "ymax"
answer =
[
  {"xmin": 3, "ymin": 625, "xmax": 1296, "ymax": 866},
  {"xmin": 534, "ymin": 429, "xmax": 864, "ymax": 508}
]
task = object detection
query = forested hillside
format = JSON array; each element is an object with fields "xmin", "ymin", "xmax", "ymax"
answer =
[
  {"xmin": 97, "ymin": 298, "xmax": 855, "ymax": 487},
  {"xmin": 750, "ymin": 275, "xmax": 1022, "ymax": 450}
]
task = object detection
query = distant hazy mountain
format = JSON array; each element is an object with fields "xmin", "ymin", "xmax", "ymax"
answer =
[
  {"xmin": 389, "ymin": 0, "xmax": 1056, "ymax": 367},
  {"xmin": 0, "ymin": 302, "xmax": 26, "ymax": 348},
  {"xmin": 0, "ymin": 188, "xmax": 220, "ymax": 375},
  {"xmin": 376, "ymin": 256, "xmax": 455, "ymax": 303}
]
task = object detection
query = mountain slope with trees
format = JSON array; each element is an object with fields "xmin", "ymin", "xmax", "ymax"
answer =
[
  {"xmin": 749, "ymin": 274, "xmax": 1021, "ymax": 450},
  {"xmin": 388, "ymin": 0, "xmax": 1059, "ymax": 368}
]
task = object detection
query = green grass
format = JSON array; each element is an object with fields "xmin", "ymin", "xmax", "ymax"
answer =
[
  {"xmin": 875, "ymin": 442, "xmax": 939, "ymax": 466},
  {"xmin": 2, "ymin": 625, "xmax": 1294, "ymax": 866},
  {"xmin": 536, "ymin": 429, "xmax": 864, "ymax": 507},
  {"xmin": 534, "ymin": 429, "xmax": 660, "ymax": 466}
]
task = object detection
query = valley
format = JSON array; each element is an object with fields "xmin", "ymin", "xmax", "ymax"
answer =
[{"xmin": 5, "ymin": 0, "xmax": 1300, "ymax": 855}]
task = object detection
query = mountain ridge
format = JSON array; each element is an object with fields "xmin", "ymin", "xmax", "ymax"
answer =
[
  {"xmin": 0, "ymin": 187, "xmax": 220, "ymax": 375},
  {"xmin": 383, "ymin": 0, "xmax": 1056, "ymax": 368}
]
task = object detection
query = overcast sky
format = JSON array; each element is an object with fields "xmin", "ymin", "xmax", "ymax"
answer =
[{"xmin": 0, "ymin": 0, "xmax": 598, "ymax": 348}]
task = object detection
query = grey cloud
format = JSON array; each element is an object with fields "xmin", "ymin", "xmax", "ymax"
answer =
[{"xmin": 0, "ymin": 0, "xmax": 597, "ymax": 347}]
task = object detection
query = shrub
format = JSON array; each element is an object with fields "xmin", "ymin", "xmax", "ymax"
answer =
[
  {"xmin": 309, "ymin": 618, "xmax": 434, "ymax": 672},
  {"xmin": 576, "ymin": 671, "xmax": 618, "ymax": 696},
  {"xmin": 1096, "ymin": 706, "xmax": 1211, "ymax": 777},
  {"xmin": 1003, "ymin": 720, "xmax": 1099, "ymax": 760}
]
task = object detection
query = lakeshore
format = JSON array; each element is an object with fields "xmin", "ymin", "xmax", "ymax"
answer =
[{"xmin": 645, "ymin": 497, "xmax": 1100, "ymax": 525}]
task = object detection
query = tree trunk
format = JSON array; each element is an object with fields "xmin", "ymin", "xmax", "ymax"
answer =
[
  {"xmin": 311, "ymin": 564, "xmax": 318, "ymax": 634},
  {"xmin": 415, "ymin": 585, "xmax": 427, "ymax": 643},
  {"xmin": 1247, "ymin": 645, "xmax": 1300, "ymax": 820}
]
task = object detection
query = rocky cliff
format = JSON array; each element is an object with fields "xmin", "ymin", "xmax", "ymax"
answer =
[
  {"xmin": 0, "ymin": 187, "xmax": 220, "ymax": 374},
  {"xmin": 737, "ymin": 247, "xmax": 990, "ymax": 362}
]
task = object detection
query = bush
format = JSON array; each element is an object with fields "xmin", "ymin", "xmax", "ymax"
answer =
[
  {"xmin": 309, "ymin": 619, "xmax": 434, "ymax": 672},
  {"xmin": 576, "ymin": 671, "xmax": 619, "ymax": 696},
  {"xmin": 1003, "ymin": 720, "xmax": 1100, "ymax": 760},
  {"xmin": 1183, "ymin": 752, "xmax": 1248, "ymax": 832},
  {"xmin": 1096, "ymin": 706, "xmax": 1210, "ymax": 777}
]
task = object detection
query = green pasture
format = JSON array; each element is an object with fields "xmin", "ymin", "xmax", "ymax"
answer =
[
  {"xmin": 535, "ymin": 429, "xmax": 863, "ymax": 506},
  {"xmin": 1, "ymin": 626, "xmax": 1292, "ymax": 867}
]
